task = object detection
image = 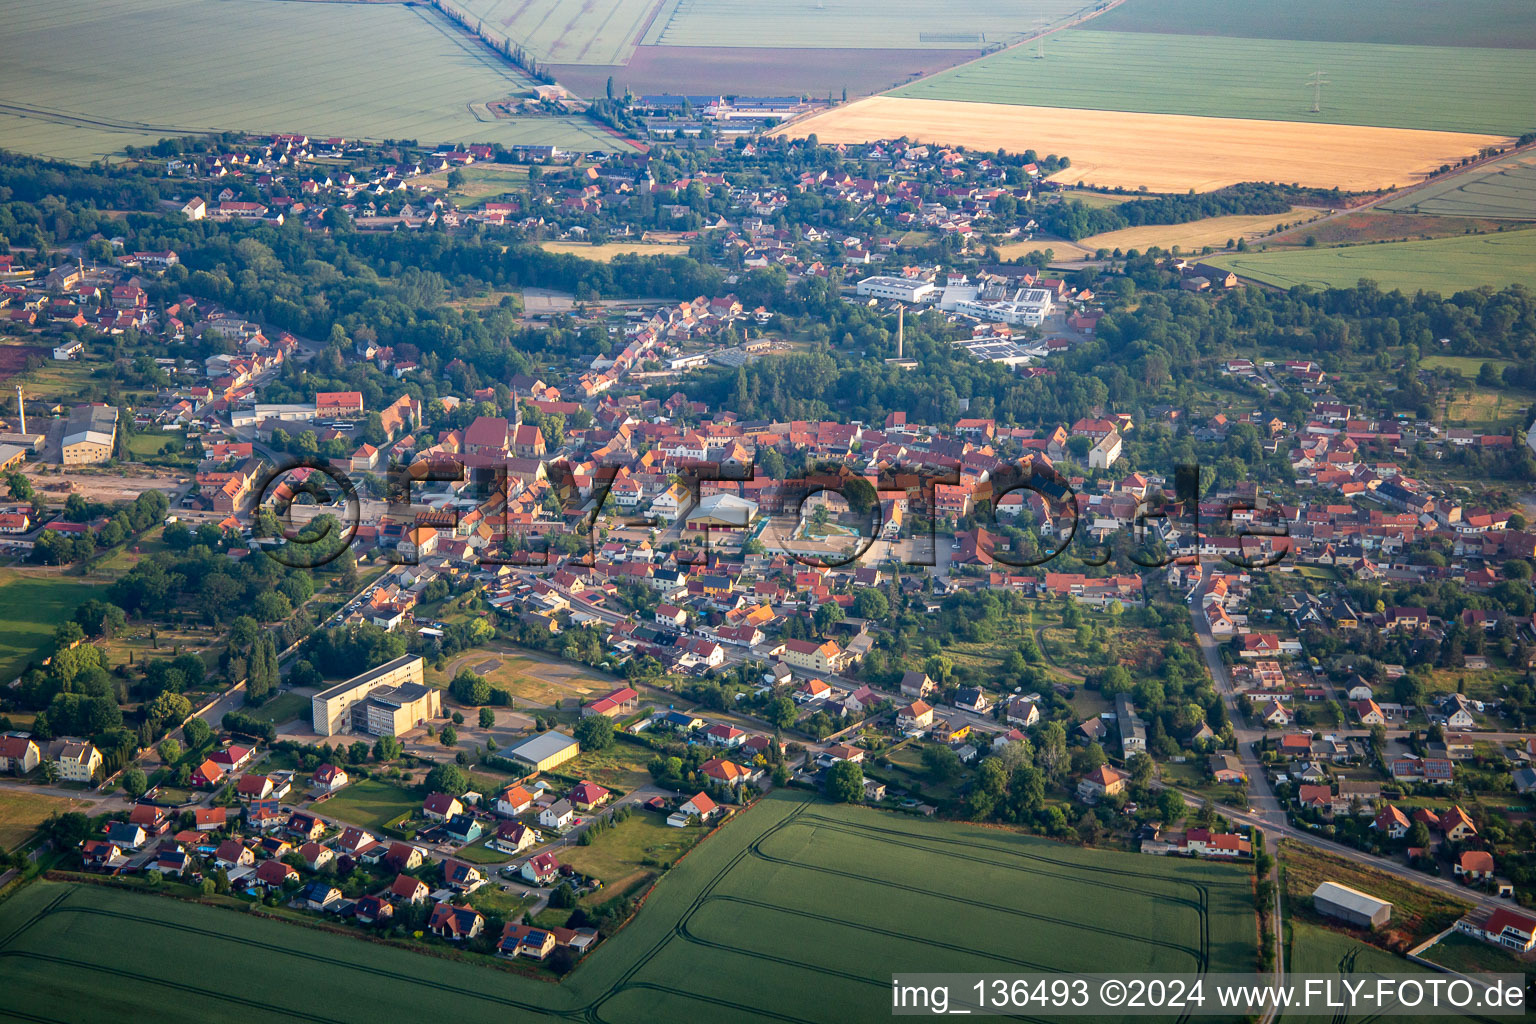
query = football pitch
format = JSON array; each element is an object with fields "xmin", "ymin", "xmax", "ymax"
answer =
[{"xmin": 0, "ymin": 792, "xmax": 1258, "ymax": 1023}]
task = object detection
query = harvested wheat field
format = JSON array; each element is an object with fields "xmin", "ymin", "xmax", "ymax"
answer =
[
  {"xmin": 1080, "ymin": 207, "xmax": 1321, "ymax": 253},
  {"xmin": 782, "ymin": 96, "xmax": 1509, "ymax": 192}
]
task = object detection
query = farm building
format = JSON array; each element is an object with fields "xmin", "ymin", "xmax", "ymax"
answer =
[{"xmin": 1312, "ymin": 881, "xmax": 1391, "ymax": 930}]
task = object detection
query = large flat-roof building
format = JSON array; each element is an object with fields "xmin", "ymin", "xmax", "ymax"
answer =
[
  {"xmin": 1312, "ymin": 881, "xmax": 1391, "ymax": 930},
  {"xmin": 855, "ymin": 276, "xmax": 937, "ymax": 304},
  {"xmin": 506, "ymin": 731, "xmax": 580, "ymax": 772},
  {"xmin": 311, "ymin": 656, "xmax": 434, "ymax": 737},
  {"xmin": 61, "ymin": 404, "xmax": 118, "ymax": 465}
]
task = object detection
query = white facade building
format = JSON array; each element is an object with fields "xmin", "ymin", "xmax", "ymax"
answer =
[{"xmin": 855, "ymin": 276, "xmax": 937, "ymax": 303}]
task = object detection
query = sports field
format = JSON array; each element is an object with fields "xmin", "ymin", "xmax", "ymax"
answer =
[
  {"xmin": 1084, "ymin": 0, "xmax": 1536, "ymax": 49},
  {"xmin": 0, "ymin": 0, "xmax": 621, "ymax": 163},
  {"xmin": 891, "ymin": 30, "xmax": 1536, "ymax": 135},
  {"xmin": 644, "ymin": 0, "xmax": 1092, "ymax": 49},
  {"xmin": 0, "ymin": 792, "xmax": 1258, "ymax": 1023},
  {"xmin": 1080, "ymin": 207, "xmax": 1316, "ymax": 253},
  {"xmin": 1209, "ymin": 228, "xmax": 1536, "ymax": 292},
  {"xmin": 1380, "ymin": 152, "xmax": 1536, "ymax": 220},
  {"xmin": 783, "ymin": 97, "xmax": 1504, "ymax": 192},
  {"xmin": 0, "ymin": 570, "xmax": 97, "ymax": 684},
  {"xmin": 444, "ymin": 0, "xmax": 661, "ymax": 65}
]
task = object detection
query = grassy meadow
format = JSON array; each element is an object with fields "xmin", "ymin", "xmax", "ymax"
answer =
[{"xmin": 891, "ymin": 30, "xmax": 1536, "ymax": 134}]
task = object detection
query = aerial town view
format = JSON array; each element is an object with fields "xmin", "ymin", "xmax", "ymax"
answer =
[{"xmin": 0, "ymin": 1, "xmax": 1535, "ymax": 1021}]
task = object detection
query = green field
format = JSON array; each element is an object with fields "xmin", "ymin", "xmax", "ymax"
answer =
[
  {"xmin": 315, "ymin": 779, "xmax": 418, "ymax": 834},
  {"xmin": 1209, "ymin": 228, "xmax": 1536, "ymax": 292},
  {"xmin": 445, "ymin": 0, "xmax": 661, "ymax": 65},
  {"xmin": 891, "ymin": 30, "xmax": 1536, "ymax": 135},
  {"xmin": 0, "ymin": 570, "xmax": 98, "ymax": 683},
  {"xmin": 0, "ymin": 792, "xmax": 1258, "ymax": 1023},
  {"xmin": 0, "ymin": 0, "xmax": 622, "ymax": 163},
  {"xmin": 1380, "ymin": 153, "xmax": 1536, "ymax": 220},
  {"xmin": 645, "ymin": 0, "xmax": 1094, "ymax": 49},
  {"xmin": 1085, "ymin": 0, "xmax": 1536, "ymax": 49}
]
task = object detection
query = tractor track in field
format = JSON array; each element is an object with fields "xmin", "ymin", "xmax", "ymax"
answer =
[
  {"xmin": 690, "ymin": 892, "xmax": 1059, "ymax": 972},
  {"xmin": 782, "ymin": 815, "xmax": 1214, "ymax": 962},
  {"xmin": 4, "ymin": 901, "xmax": 576, "ymax": 1018}
]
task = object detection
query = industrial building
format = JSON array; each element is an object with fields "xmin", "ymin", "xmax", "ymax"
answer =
[
  {"xmin": 311, "ymin": 656, "xmax": 437, "ymax": 737},
  {"xmin": 1312, "ymin": 881, "xmax": 1391, "ymax": 930},
  {"xmin": 505, "ymin": 731, "xmax": 580, "ymax": 772},
  {"xmin": 61, "ymin": 404, "xmax": 118, "ymax": 465}
]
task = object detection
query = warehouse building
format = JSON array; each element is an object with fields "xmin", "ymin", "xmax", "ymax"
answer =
[
  {"xmin": 1312, "ymin": 881, "xmax": 1391, "ymax": 930},
  {"xmin": 311, "ymin": 656, "xmax": 432, "ymax": 736},
  {"xmin": 506, "ymin": 731, "xmax": 580, "ymax": 772},
  {"xmin": 61, "ymin": 404, "xmax": 118, "ymax": 465}
]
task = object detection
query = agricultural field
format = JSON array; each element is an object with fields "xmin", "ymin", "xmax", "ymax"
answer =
[
  {"xmin": 0, "ymin": 0, "xmax": 622, "ymax": 164},
  {"xmin": 0, "ymin": 791, "xmax": 90, "ymax": 851},
  {"xmin": 445, "ymin": 0, "xmax": 662, "ymax": 65},
  {"xmin": 1379, "ymin": 152, "xmax": 1536, "ymax": 220},
  {"xmin": 644, "ymin": 0, "xmax": 1092, "ymax": 50},
  {"xmin": 1083, "ymin": 0, "xmax": 1536, "ymax": 49},
  {"xmin": 537, "ymin": 240, "xmax": 691, "ymax": 261},
  {"xmin": 1208, "ymin": 227, "xmax": 1536, "ymax": 292},
  {"xmin": 1079, "ymin": 207, "xmax": 1318, "ymax": 254},
  {"xmin": 782, "ymin": 97, "xmax": 1502, "ymax": 193},
  {"xmin": 890, "ymin": 30, "xmax": 1536, "ymax": 135},
  {"xmin": 0, "ymin": 793, "xmax": 1257, "ymax": 1023},
  {"xmin": 1268, "ymin": 210, "xmax": 1524, "ymax": 247},
  {"xmin": 1282, "ymin": 921, "xmax": 1482, "ymax": 1024},
  {"xmin": 314, "ymin": 779, "xmax": 418, "ymax": 834},
  {"xmin": 0, "ymin": 570, "xmax": 98, "ymax": 684}
]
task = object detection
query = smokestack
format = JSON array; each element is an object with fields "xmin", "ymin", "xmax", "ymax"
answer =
[
  {"xmin": 14, "ymin": 385, "xmax": 23, "ymax": 435},
  {"xmin": 897, "ymin": 305, "xmax": 904, "ymax": 360}
]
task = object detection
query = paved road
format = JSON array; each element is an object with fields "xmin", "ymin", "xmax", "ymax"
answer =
[{"xmin": 1189, "ymin": 591, "xmax": 1284, "ymax": 822}]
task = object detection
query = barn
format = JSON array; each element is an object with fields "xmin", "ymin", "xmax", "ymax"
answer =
[{"xmin": 1312, "ymin": 881, "xmax": 1391, "ymax": 930}]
